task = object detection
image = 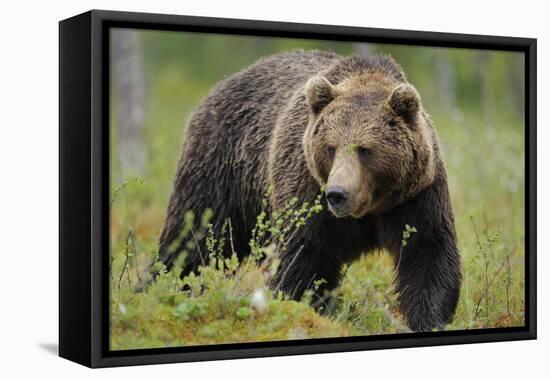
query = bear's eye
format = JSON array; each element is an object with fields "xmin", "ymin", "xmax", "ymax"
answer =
[
  {"xmin": 357, "ymin": 147, "xmax": 372, "ymax": 160},
  {"xmin": 388, "ymin": 119, "xmax": 399, "ymax": 128},
  {"xmin": 327, "ymin": 147, "xmax": 336, "ymax": 159}
]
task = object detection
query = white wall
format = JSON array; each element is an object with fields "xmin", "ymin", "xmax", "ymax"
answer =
[{"xmin": 0, "ymin": 0, "xmax": 546, "ymax": 376}]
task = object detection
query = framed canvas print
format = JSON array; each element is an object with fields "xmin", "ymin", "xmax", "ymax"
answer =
[{"xmin": 59, "ymin": 10, "xmax": 537, "ymax": 368}]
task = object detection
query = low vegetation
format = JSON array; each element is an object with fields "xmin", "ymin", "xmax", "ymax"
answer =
[
  {"xmin": 110, "ymin": 138, "xmax": 525, "ymax": 350},
  {"xmin": 109, "ymin": 37, "xmax": 525, "ymax": 350}
]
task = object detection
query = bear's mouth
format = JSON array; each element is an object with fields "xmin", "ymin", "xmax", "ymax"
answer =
[
  {"xmin": 327, "ymin": 201, "xmax": 357, "ymax": 218},
  {"xmin": 327, "ymin": 199, "xmax": 371, "ymax": 218}
]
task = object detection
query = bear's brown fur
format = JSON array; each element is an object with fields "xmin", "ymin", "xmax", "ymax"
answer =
[{"xmin": 156, "ymin": 50, "xmax": 461, "ymax": 331}]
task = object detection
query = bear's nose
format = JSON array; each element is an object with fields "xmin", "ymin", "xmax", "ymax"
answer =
[{"xmin": 326, "ymin": 187, "xmax": 348, "ymax": 209}]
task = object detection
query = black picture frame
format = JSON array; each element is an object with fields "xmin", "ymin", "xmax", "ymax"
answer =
[{"xmin": 59, "ymin": 9, "xmax": 537, "ymax": 368}]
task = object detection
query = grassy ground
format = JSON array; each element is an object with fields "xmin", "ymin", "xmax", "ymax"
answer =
[
  {"xmin": 109, "ymin": 45, "xmax": 525, "ymax": 350},
  {"xmin": 109, "ymin": 114, "xmax": 524, "ymax": 350}
]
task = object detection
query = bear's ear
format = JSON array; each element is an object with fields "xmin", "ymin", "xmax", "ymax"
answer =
[
  {"xmin": 388, "ymin": 83, "xmax": 420, "ymax": 123},
  {"xmin": 305, "ymin": 76, "xmax": 338, "ymax": 114}
]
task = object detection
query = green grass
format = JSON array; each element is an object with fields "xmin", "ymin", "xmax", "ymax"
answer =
[{"xmin": 109, "ymin": 110, "xmax": 525, "ymax": 349}]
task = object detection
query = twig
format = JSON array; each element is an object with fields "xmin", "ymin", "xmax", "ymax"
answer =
[
  {"xmin": 274, "ymin": 246, "xmax": 303, "ymax": 294},
  {"xmin": 505, "ymin": 255, "xmax": 511, "ymax": 316},
  {"xmin": 109, "ymin": 256, "xmax": 115, "ymax": 283},
  {"xmin": 227, "ymin": 217, "xmax": 237, "ymax": 257},
  {"xmin": 465, "ymin": 269, "xmax": 471, "ymax": 320},
  {"xmin": 364, "ymin": 280, "xmax": 410, "ymax": 333},
  {"xmin": 470, "ymin": 216, "xmax": 503, "ymax": 320},
  {"xmin": 277, "ymin": 224, "xmax": 301, "ymax": 256},
  {"xmin": 473, "ymin": 259, "xmax": 507, "ymax": 319},
  {"xmin": 118, "ymin": 228, "xmax": 133, "ymax": 289},
  {"xmin": 110, "ymin": 177, "xmax": 144, "ymax": 210},
  {"xmin": 289, "ymin": 279, "xmax": 305, "ymax": 301},
  {"xmin": 128, "ymin": 229, "xmax": 141, "ymax": 282},
  {"xmin": 190, "ymin": 228, "xmax": 205, "ymax": 266},
  {"xmin": 351, "ymin": 299, "xmax": 373, "ymax": 324},
  {"xmin": 484, "ymin": 249, "xmax": 489, "ymax": 318},
  {"xmin": 387, "ymin": 246, "xmax": 405, "ymax": 297}
]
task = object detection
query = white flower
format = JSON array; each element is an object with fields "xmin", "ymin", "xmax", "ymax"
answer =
[
  {"xmin": 118, "ymin": 303, "xmax": 127, "ymax": 315},
  {"xmin": 250, "ymin": 288, "xmax": 268, "ymax": 314}
]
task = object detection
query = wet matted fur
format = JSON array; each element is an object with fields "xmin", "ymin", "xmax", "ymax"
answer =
[{"xmin": 156, "ymin": 50, "xmax": 461, "ymax": 332}]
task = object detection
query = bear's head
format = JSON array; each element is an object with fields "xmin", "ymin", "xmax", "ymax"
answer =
[{"xmin": 303, "ymin": 71, "xmax": 436, "ymax": 218}]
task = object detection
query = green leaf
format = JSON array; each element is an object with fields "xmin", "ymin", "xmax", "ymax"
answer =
[{"xmin": 347, "ymin": 143, "xmax": 359, "ymax": 155}]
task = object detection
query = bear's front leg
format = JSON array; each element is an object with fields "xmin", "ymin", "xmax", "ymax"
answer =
[
  {"xmin": 271, "ymin": 247, "xmax": 342, "ymax": 310},
  {"xmin": 393, "ymin": 228, "xmax": 461, "ymax": 332},
  {"xmin": 377, "ymin": 170, "xmax": 462, "ymax": 332}
]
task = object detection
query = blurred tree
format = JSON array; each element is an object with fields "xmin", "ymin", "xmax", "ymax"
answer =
[
  {"xmin": 112, "ymin": 29, "xmax": 147, "ymax": 178},
  {"xmin": 507, "ymin": 54, "xmax": 525, "ymax": 120},
  {"xmin": 435, "ymin": 49, "xmax": 457, "ymax": 112},
  {"xmin": 478, "ymin": 51, "xmax": 497, "ymax": 129},
  {"xmin": 354, "ymin": 42, "xmax": 373, "ymax": 57}
]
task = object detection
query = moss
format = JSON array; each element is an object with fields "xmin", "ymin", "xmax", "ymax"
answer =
[{"xmin": 111, "ymin": 290, "xmax": 349, "ymax": 350}]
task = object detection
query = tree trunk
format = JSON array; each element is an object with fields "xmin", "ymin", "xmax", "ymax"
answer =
[
  {"xmin": 354, "ymin": 43, "xmax": 372, "ymax": 57},
  {"xmin": 478, "ymin": 51, "xmax": 496, "ymax": 130},
  {"xmin": 112, "ymin": 29, "xmax": 146, "ymax": 179},
  {"xmin": 435, "ymin": 49, "xmax": 457, "ymax": 112}
]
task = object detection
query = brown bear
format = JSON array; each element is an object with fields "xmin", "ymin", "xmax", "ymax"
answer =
[{"xmin": 156, "ymin": 50, "xmax": 461, "ymax": 332}]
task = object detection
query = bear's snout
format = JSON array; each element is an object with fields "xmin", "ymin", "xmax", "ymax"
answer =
[
  {"xmin": 325, "ymin": 151, "xmax": 366, "ymax": 217},
  {"xmin": 326, "ymin": 186, "xmax": 348, "ymax": 210}
]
